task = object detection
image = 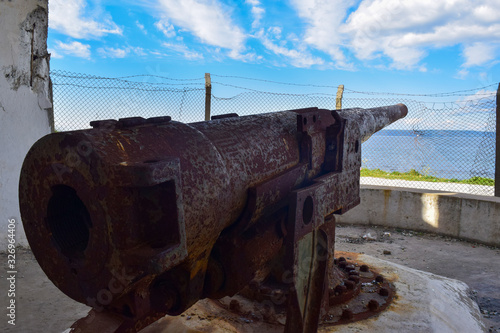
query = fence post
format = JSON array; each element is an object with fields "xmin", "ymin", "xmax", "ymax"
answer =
[
  {"xmin": 495, "ymin": 83, "xmax": 500, "ymax": 197},
  {"xmin": 205, "ymin": 73, "xmax": 211, "ymax": 121},
  {"xmin": 336, "ymin": 84, "xmax": 344, "ymax": 110}
]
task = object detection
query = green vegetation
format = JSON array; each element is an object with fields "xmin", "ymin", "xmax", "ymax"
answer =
[{"xmin": 360, "ymin": 168, "xmax": 494, "ymax": 186}]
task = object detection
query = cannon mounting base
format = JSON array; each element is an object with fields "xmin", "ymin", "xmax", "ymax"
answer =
[{"xmin": 72, "ymin": 251, "xmax": 483, "ymax": 332}]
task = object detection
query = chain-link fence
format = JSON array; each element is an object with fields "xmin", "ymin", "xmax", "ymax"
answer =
[
  {"xmin": 50, "ymin": 71, "xmax": 207, "ymax": 130},
  {"xmin": 51, "ymin": 70, "xmax": 497, "ymax": 196}
]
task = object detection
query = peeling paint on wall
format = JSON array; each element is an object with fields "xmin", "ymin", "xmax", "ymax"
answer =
[{"xmin": 0, "ymin": 0, "xmax": 52, "ymax": 249}]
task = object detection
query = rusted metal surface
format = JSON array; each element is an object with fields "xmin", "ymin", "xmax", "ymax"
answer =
[
  {"xmin": 217, "ymin": 252, "xmax": 396, "ymax": 328},
  {"xmin": 19, "ymin": 104, "xmax": 407, "ymax": 332}
]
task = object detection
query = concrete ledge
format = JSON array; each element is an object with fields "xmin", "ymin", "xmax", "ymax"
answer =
[{"xmin": 336, "ymin": 185, "xmax": 500, "ymax": 247}]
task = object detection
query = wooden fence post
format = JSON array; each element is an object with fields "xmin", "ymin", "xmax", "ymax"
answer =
[
  {"xmin": 336, "ymin": 84, "xmax": 344, "ymax": 110},
  {"xmin": 495, "ymin": 83, "xmax": 500, "ymax": 196},
  {"xmin": 205, "ymin": 73, "xmax": 211, "ymax": 121}
]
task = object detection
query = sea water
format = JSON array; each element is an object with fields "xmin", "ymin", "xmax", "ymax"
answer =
[{"xmin": 361, "ymin": 130, "xmax": 495, "ymax": 181}]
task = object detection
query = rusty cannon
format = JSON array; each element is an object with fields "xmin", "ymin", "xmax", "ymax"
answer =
[{"xmin": 19, "ymin": 104, "xmax": 407, "ymax": 332}]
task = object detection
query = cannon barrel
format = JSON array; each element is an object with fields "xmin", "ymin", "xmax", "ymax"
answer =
[{"xmin": 19, "ymin": 104, "xmax": 407, "ymax": 329}]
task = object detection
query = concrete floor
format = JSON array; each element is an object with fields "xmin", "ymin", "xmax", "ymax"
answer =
[
  {"xmin": 334, "ymin": 224, "xmax": 500, "ymax": 332},
  {"xmin": 1, "ymin": 224, "xmax": 499, "ymax": 333}
]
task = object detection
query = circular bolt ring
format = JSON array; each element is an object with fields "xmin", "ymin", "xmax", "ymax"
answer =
[
  {"xmin": 338, "ymin": 261, "xmax": 347, "ymax": 269},
  {"xmin": 348, "ymin": 271, "xmax": 360, "ymax": 276},
  {"xmin": 345, "ymin": 265, "xmax": 355, "ymax": 272},
  {"xmin": 367, "ymin": 299, "xmax": 379, "ymax": 311},
  {"xmin": 379, "ymin": 288, "xmax": 389, "ymax": 297}
]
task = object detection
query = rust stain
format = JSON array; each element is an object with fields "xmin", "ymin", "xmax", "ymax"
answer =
[
  {"xmin": 117, "ymin": 140, "xmax": 125, "ymax": 151},
  {"xmin": 18, "ymin": 105, "xmax": 408, "ymax": 332}
]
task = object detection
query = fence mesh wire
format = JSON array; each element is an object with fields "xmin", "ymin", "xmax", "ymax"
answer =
[{"xmin": 51, "ymin": 70, "xmax": 497, "ymax": 196}]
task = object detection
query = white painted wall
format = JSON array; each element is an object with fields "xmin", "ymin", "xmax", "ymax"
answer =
[{"xmin": 0, "ymin": 0, "xmax": 52, "ymax": 249}]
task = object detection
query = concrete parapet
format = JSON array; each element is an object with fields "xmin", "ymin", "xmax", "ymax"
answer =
[{"xmin": 336, "ymin": 185, "xmax": 500, "ymax": 247}]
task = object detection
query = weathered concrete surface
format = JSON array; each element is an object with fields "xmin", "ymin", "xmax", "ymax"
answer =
[
  {"xmin": 2, "ymin": 227, "xmax": 498, "ymax": 332},
  {"xmin": 138, "ymin": 252, "xmax": 485, "ymax": 333},
  {"xmin": 336, "ymin": 185, "xmax": 500, "ymax": 247},
  {"xmin": 361, "ymin": 177, "xmax": 494, "ymax": 196},
  {"xmin": 335, "ymin": 225, "xmax": 500, "ymax": 332},
  {"xmin": 0, "ymin": 0, "xmax": 52, "ymax": 249}
]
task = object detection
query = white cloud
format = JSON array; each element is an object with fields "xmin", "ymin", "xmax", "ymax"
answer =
[
  {"xmin": 457, "ymin": 89, "xmax": 496, "ymax": 105},
  {"xmin": 132, "ymin": 47, "xmax": 147, "ymax": 56},
  {"xmin": 157, "ymin": 0, "xmax": 246, "ymax": 53},
  {"xmin": 478, "ymin": 71, "xmax": 496, "ymax": 87},
  {"xmin": 341, "ymin": 0, "xmax": 500, "ymax": 69},
  {"xmin": 455, "ymin": 68, "xmax": 469, "ymax": 79},
  {"xmin": 48, "ymin": 48, "xmax": 63, "ymax": 59},
  {"xmin": 228, "ymin": 49, "xmax": 262, "ymax": 62},
  {"xmin": 155, "ymin": 18, "xmax": 176, "ymax": 38},
  {"xmin": 162, "ymin": 42, "xmax": 204, "ymax": 60},
  {"xmin": 245, "ymin": 0, "xmax": 265, "ymax": 29},
  {"xmin": 54, "ymin": 41, "xmax": 91, "ymax": 59},
  {"xmin": 290, "ymin": 0, "xmax": 355, "ymax": 69},
  {"xmin": 97, "ymin": 47, "xmax": 128, "ymax": 58},
  {"xmin": 97, "ymin": 46, "xmax": 148, "ymax": 58},
  {"xmin": 49, "ymin": 0, "xmax": 122, "ymax": 39},
  {"xmin": 268, "ymin": 26, "xmax": 282, "ymax": 40},
  {"xmin": 462, "ymin": 42, "xmax": 497, "ymax": 68},
  {"xmin": 136, "ymin": 21, "xmax": 147, "ymax": 34},
  {"xmin": 150, "ymin": 50, "xmax": 168, "ymax": 57},
  {"xmin": 257, "ymin": 29, "xmax": 324, "ymax": 68}
]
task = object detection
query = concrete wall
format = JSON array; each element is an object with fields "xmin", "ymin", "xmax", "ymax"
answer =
[
  {"xmin": 0, "ymin": 0, "xmax": 52, "ymax": 249},
  {"xmin": 336, "ymin": 186, "xmax": 500, "ymax": 247}
]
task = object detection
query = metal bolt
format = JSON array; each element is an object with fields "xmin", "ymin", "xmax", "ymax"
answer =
[
  {"xmin": 334, "ymin": 285, "xmax": 347, "ymax": 296},
  {"xmin": 338, "ymin": 261, "xmax": 347, "ymax": 269},
  {"xmin": 344, "ymin": 280, "xmax": 355, "ymax": 290},
  {"xmin": 379, "ymin": 288, "xmax": 389, "ymax": 296},
  {"xmin": 375, "ymin": 275, "xmax": 384, "ymax": 283},
  {"xmin": 367, "ymin": 299, "xmax": 379, "ymax": 311},
  {"xmin": 341, "ymin": 309, "xmax": 354, "ymax": 320},
  {"xmin": 360, "ymin": 264, "xmax": 369, "ymax": 272},
  {"xmin": 338, "ymin": 257, "xmax": 346, "ymax": 262},
  {"xmin": 348, "ymin": 275, "xmax": 360, "ymax": 283},
  {"xmin": 229, "ymin": 299, "xmax": 241, "ymax": 312}
]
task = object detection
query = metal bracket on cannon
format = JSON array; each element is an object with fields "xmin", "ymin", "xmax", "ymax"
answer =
[{"xmin": 206, "ymin": 108, "xmax": 395, "ymax": 332}]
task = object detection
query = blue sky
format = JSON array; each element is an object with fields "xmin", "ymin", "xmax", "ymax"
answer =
[{"xmin": 47, "ymin": 0, "xmax": 499, "ymax": 101}]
